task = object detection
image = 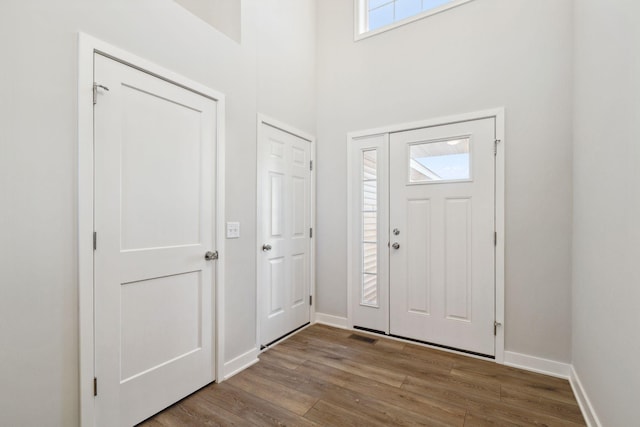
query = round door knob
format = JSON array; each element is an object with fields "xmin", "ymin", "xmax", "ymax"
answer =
[
  {"xmin": 392, "ymin": 242, "xmax": 400, "ymax": 250},
  {"xmin": 204, "ymin": 251, "xmax": 218, "ymax": 261},
  {"xmin": 262, "ymin": 244, "xmax": 272, "ymax": 252}
]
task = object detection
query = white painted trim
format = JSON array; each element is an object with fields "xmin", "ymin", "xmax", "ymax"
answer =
[
  {"xmin": 314, "ymin": 313, "xmax": 350, "ymax": 330},
  {"xmin": 77, "ymin": 33, "xmax": 95, "ymax": 427},
  {"xmin": 77, "ymin": 32, "xmax": 226, "ymax": 427},
  {"xmin": 345, "ymin": 108, "xmax": 506, "ymax": 364},
  {"xmin": 222, "ymin": 348, "xmax": 260, "ymax": 380},
  {"xmin": 215, "ymin": 97, "xmax": 227, "ymax": 388},
  {"xmin": 257, "ymin": 114, "xmax": 315, "ymax": 144},
  {"xmin": 503, "ymin": 351, "xmax": 570, "ymax": 379},
  {"xmin": 569, "ymin": 366, "xmax": 602, "ymax": 427},
  {"xmin": 310, "ymin": 130, "xmax": 317, "ymax": 323},
  {"xmin": 255, "ymin": 114, "xmax": 316, "ymax": 348},
  {"xmin": 354, "ymin": 0, "xmax": 477, "ymax": 41},
  {"xmin": 347, "ymin": 108, "xmax": 505, "ymax": 140},
  {"xmin": 346, "ymin": 134, "xmax": 354, "ymax": 331},
  {"xmin": 494, "ymin": 109, "xmax": 506, "ymax": 364}
]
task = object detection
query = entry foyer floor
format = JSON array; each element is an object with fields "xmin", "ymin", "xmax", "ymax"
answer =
[{"xmin": 141, "ymin": 324, "xmax": 585, "ymax": 426}]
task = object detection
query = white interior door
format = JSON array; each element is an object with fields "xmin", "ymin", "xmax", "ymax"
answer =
[
  {"xmin": 94, "ymin": 53, "xmax": 217, "ymax": 426},
  {"xmin": 389, "ymin": 118, "xmax": 496, "ymax": 356},
  {"xmin": 258, "ymin": 121, "xmax": 312, "ymax": 347}
]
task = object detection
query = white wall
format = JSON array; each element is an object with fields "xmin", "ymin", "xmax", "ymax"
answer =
[
  {"xmin": 257, "ymin": 0, "xmax": 317, "ymax": 132},
  {"xmin": 572, "ymin": 1, "xmax": 640, "ymax": 425},
  {"xmin": 0, "ymin": 1, "xmax": 315, "ymax": 425},
  {"xmin": 174, "ymin": 0, "xmax": 242, "ymax": 43},
  {"xmin": 316, "ymin": 0, "xmax": 574, "ymax": 362}
]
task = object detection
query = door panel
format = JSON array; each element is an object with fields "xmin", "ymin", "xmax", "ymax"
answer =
[
  {"xmin": 389, "ymin": 119, "xmax": 495, "ymax": 356},
  {"xmin": 94, "ymin": 53, "xmax": 217, "ymax": 426},
  {"xmin": 406, "ymin": 198, "xmax": 431, "ymax": 315},
  {"xmin": 120, "ymin": 272, "xmax": 202, "ymax": 381},
  {"xmin": 119, "ymin": 84, "xmax": 202, "ymax": 250},
  {"xmin": 444, "ymin": 198, "xmax": 472, "ymax": 321},
  {"xmin": 269, "ymin": 258, "xmax": 285, "ymax": 316},
  {"xmin": 259, "ymin": 122, "xmax": 311, "ymax": 346}
]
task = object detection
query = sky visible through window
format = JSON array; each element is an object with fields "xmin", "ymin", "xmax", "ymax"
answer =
[
  {"xmin": 417, "ymin": 154, "xmax": 470, "ymax": 180},
  {"xmin": 368, "ymin": 0, "xmax": 454, "ymax": 31}
]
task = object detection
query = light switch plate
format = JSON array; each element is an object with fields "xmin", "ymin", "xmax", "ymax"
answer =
[{"xmin": 226, "ymin": 222, "xmax": 240, "ymax": 239}]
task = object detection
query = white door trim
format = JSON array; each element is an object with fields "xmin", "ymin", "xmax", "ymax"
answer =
[
  {"xmin": 346, "ymin": 108, "xmax": 505, "ymax": 363},
  {"xmin": 77, "ymin": 32, "xmax": 226, "ymax": 427},
  {"xmin": 255, "ymin": 114, "xmax": 316, "ymax": 348}
]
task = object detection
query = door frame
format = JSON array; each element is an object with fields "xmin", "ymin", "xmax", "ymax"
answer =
[
  {"xmin": 77, "ymin": 33, "xmax": 226, "ymax": 427},
  {"xmin": 255, "ymin": 114, "xmax": 316, "ymax": 349},
  {"xmin": 346, "ymin": 108, "xmax": 505, "ymax": 363}
]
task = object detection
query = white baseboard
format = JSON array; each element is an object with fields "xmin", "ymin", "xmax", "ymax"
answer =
[
  {"xmin": 503, "ymin": 351, "xmax": 571, "ymax": 379},
  {"xmin": 222, "ymin": 347, "xmax": 259, "ymax": 380},
  {"xmin": 314, "ymin": 312, "xmax": 349, "ymax": 329},
  {"xmin": 569, "ymin": 365, "xmax": 602, "ymax": 427}
]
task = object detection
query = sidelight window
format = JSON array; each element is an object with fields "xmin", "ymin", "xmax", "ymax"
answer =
[{"xmin": 361, "ymin": 149, "xmax": 378, "ymax": 306}]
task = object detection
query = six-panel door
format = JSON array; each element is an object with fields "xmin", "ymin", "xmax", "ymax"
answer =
[{"xmin": 259, "ymin": 123, "xmax": 312, "ymax": 346}]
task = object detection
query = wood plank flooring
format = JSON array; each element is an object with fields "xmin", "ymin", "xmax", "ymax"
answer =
[{"xmin": 140, "ymin": 324, "xmax": 585, "ymax": 426}]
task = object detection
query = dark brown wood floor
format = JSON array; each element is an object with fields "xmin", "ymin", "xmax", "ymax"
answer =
[{"xmin": 141, "ymin": 324, "xmax": 585, "ymax": 426}]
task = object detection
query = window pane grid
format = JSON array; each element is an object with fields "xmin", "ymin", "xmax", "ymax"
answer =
[{"xmin": 367, "ymin": 0, "xmax": 456, "ymax": 31}]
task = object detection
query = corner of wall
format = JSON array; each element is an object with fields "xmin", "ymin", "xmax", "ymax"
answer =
[
  {"xmin": 569, "ymin": 365, "xmax": 602, "ymax": 427},
  {"xmin": 314, "ymin": 312, "xmax": 349, "ymax": 329},
  {"xmin": 222, "ymin": 347, "xmax": 260, "ymax": 381}
]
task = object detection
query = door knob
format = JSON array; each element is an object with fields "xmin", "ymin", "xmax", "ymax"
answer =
[
  {"xmin": 204, "ymin": 251, "xmax": 218, "ymax": 261},
  {"xmin": 392, "ymin": 242, "xmax": 400, "ymax": 250},
  {"xmin": 262, "ymin": 244, "xmax": 272, "ymax": 252}
]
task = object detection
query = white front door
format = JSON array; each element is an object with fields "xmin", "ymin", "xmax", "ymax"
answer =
[
  {"xmin": 258, "ymin": 121, "xmax": 312, "ymax": 347},
  {"xmin": 389, "ymin": 118, "xmax": 496, "ymax": 356},
  {"xmin": 94, "ymin": 53, "xmax": 217, "ymax": 426}
]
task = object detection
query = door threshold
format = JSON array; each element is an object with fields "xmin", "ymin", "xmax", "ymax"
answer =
[
  {"xmin": 260, "ymin": 322, "xmax": 311, "ymax": 351},
  {"xmin": 353, "ymin": 325, "xmax": 494, "ymax": 360}
]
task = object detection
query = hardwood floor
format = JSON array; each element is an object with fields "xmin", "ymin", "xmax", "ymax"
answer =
[{"xmin": 140, "ymin": 324, "xmax": 585, "ymax": 426}]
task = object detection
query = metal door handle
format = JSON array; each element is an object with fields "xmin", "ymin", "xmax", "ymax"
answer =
[
  {"xmin": 205, "ymin": 251, "xmax": 218, "ymax": 261},
  {"xmin": 392, "ymin": 242, "xmax": 400, "ymax": 250},
  {"xmin": 262, "ymin": 244, "xmax": 272, "ymax": 252}
]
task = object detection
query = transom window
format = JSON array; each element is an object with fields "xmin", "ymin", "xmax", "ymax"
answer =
[{"xmin": 355, "ymin": 0, "xmax": 475, "ymax": 40}]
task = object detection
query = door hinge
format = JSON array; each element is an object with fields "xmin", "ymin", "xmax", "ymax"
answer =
[
  {"xmin": 310, "ymin": 160, "xmax": 313, "ymax": 171},
  {"xmin": 93, "ymin": 377, "xmax": 98, "ymax": 396},
  {"xmin": 309, "ymin": 295, "xmax": 312, "ymax": 306},
  {"xmin": 93, "ymin": 82, "xmax": 109, "ymax": 105},
  {"xmin": 494, "ymin": 321, "xmax": 502, "ymax": 336},
  {"xmin": 494, "ymin": 139, "xmax": 501, "ymax": 156},
  {"xmin": 93, "ymin": 232, "xmax": 97, "ymax": 250},
  {"xmin": 494, "ymin": 232, "xmax": 497, "ymax": 246},
  {"xmin": 310, "ymin": 228, "xmax": 313, "ymax": 238}
]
